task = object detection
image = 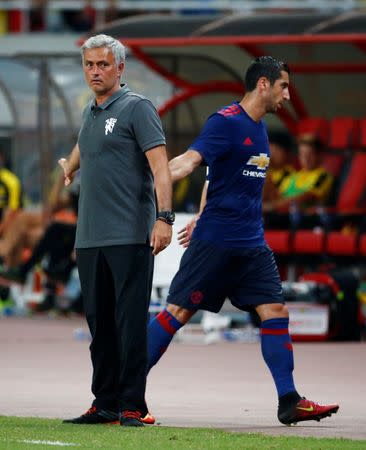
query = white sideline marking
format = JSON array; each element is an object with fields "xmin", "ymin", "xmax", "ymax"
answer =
[{"xmin": 20, "ymin": 440, "xmax": 79, "ymax": 447}]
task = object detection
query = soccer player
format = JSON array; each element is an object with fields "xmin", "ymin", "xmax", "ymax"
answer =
[{"xmin": 147, "ymin": 56, "xmax": 339, "ymax": 425}]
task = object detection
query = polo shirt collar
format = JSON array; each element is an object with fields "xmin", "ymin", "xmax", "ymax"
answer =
[{"xmin": 91, "ymin": 84, "xmax": 130, "ymax": 110}]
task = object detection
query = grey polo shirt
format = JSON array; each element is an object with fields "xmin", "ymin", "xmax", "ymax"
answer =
[{"xmin": 76, "ymin": 85, "xmax": 166, "ymax": 248}]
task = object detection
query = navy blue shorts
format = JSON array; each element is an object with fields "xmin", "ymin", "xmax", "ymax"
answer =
[{"xmin": 167, "ymin": 239, "xmax": 283, "ymax": 313}]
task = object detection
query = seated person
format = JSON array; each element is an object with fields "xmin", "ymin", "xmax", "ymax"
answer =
[
  {"xmin": 0, "ymin": 169, "xmax": 78, "ymax": 268},
  {"xmin": 263, "ymin": 130, "xmax": 295, "ymax": 208},
  {"xmin": 264, "ymin": 134, "xmax": 333, "ymax": 229},
  {"xmin": 0, "ymin": 176, "xmax": 80, "ymax": 313}
]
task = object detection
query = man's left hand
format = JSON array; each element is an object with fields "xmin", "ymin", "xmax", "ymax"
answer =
[{"xmin": 150, "ymin": 220, "xmax": 173, "ymax": 255}]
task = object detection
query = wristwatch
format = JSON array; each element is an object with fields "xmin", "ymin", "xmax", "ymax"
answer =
[{"xmin": 157, "ymin": 210, "xmax": 175, "ymax": 225}]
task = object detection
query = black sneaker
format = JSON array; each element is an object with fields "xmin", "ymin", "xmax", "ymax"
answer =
[
  {"xmin": 34, "ymin": 294, "xmax": 55, "ymax": 313},
  {"xmin": 63, "ymin": 406, "xmax": 119, "ymax": 424},
  {"xmin": 120, "ymin": 410, "xmax": 144, "ymax": 427}
]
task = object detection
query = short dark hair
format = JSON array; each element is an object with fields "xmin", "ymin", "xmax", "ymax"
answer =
[
  {"xmin": 268, "ymin": 130, "xmax": 294, "ymax": 152},
  {"xmin": 298, "ymin": 133, "xmax": 324, "ymax": 153},
  {"xmin": 245, "ymin": 56, "xmax": 290, "ymax": 92}
]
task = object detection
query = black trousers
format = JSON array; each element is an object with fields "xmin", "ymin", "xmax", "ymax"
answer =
[
  {"xmin": 76, "ymin": 245, "xmax": 154, "ymax": 413},
  {"xmin": 21, "ymin": 222, "xmax": 76, "ymax": 280}
]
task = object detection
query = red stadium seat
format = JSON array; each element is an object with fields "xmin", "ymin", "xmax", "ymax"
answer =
[
  {"xmin": 297, "ymin": 117, "xmax": 329, "ymax": 144},
  {"xmin": 328, "ymin": 117, "xmax": 360, "ymax": 151},
  {"xmin": 8, "ymin": 10, "xmax": 23, "ymax": 32},
  {"xmin": 336, "ymin": 152, "xmax": 366, "ymax": 211},
  {"xmin": 265, "ymin": 230, "xmax": 291, "ymax": 254},
  {"xmin": 359, "ymin": 234, "xmax": 366, "ymax": 256},
  {"xmin": 360, "ymin": 118, "xmax": 366, "ymax": 150},
  {"xmin": 326, "ymin": 231, "xmax": 358, "ymax": 256},
  {"xmin": 293, "ymin": 230, "xmax": 326, "ymax": 254},
  {"xmin": 322, "ymin": 153, "xmax": 345, "ymax": 177}
]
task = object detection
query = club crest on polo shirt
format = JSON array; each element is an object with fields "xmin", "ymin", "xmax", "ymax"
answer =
[{"xmin": 105, "ymin": 117, "xmax": 117, "ymax": 135}]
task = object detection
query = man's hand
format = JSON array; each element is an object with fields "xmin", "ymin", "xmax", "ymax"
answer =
[
  {"xmin": 58, "ymin": 158, "xmax": 75, "ymax": 186},
  {"xmin": 150, "ymin": 220, "xmax": 173, "ymax": 255},
  {"xmin": 177, "ymin": 215, "xmax": 199, "ymax": 248}
]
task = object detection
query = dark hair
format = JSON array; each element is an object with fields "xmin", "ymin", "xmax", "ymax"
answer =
[
  {"xmin": 297, "ymin": 133, "xmax": 324, "ymax": 153},
  {"xmin": 244, "ymin": 56, "xmax": 290, "ymax": 92},
  {"xmin": 268, "ymin": 130, "xmax": 294, "ymax": 152}
]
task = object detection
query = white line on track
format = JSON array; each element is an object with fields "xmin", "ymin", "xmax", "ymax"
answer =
[{"xmin": 19, "ymin": 440, "xmax": 80, "ymax": 447}]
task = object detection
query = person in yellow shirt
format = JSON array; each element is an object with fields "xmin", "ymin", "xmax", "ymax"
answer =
[
  {"xmin": 0, "ymin": 148, "xmax": 22, "ymax": 237},
  {"xmin": 263, "ymin": 131, "xmax": 295, "ymax": 208},
  {"xmin": 265, "ymin": 134, "xmax": 333, "ymax": 229},
  {"xmin": 278, "ymin": 134, "xmax": 333, "ymax": 207}
]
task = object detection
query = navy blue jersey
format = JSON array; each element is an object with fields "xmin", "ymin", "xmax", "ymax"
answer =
[{"xmin": 191, "ymin": 102, "xmax": 269, "ymax": 247}]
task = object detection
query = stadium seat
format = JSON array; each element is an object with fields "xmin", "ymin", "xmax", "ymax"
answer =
[
  {"xmin": 336, "ymin": 152, "xmax": 366, "ymax": 212},
  {"xmin": 359, "ymin": 234, "xmax": 366, "ymax": 256},
  {"xmin": 264, "ymin": 230, "xmax": 291, "ymax": 254},
  {"xmin": 360, "ymin": 118, "xmax": 366, "ymax": 150},
  {"xmin": 328, "ymin": 117, "xmax": 360, "ymax": 151},
  {"xmin": 297, "ymin": 117, "xmax": 329, "ymax": 144},
  {"xmin": 8, "ymin": 10, "xmax": 23, "ymax": 32},
  {"xmin": 322, "ymin": 153, "xmax": 345, "ymax": 178},
  {"xmin": 293, "ymin": 230, "xmax": 326, "ymax": 254},
  {"xmin": 326, "ymin": 231, "xmax": 358, "ymax": 257}
]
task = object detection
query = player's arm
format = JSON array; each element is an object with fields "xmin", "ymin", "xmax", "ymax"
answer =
[
  {"xmin": 58, "ymin": 143, "xmax": 80, "ymax": 186},
  {"xmin": 169, "ymin": 149, "xmax": 205, "ymax": 246},
  {"xmin": 177, "ymin": 179, "xmax": 208, "ymax": 248},
  {"xmin": 145, "ymin": 145, "xmax": 173, "ymax": 256},
  {"xmin": 198, "ymin": 180, "xmax": 208, "ymax": 213},
  {"xmin": 169, "ymin": 150, "xmax": 203, "ymax": 182}
]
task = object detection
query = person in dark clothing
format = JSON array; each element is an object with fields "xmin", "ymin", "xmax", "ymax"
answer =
[
  {"xmin": 60, "ymin": 34, "xmax": 173, "ymax": 427},
  {"xmin": 0, "ymin": 178, "xmax": 80, "ymax": 312}
]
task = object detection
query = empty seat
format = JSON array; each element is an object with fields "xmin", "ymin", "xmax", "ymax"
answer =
[
  {"xmin": 360, "ymin": 118, "xmax": 366, "ymax": 150},
  {"xmin": 336, "ymin": 152, "xmax": 366, "ymax": 212},
  {"xmin": 297, "ymin": 117, "xmax": 329, "ymax": 144},
  {"xmin": 328, "ymin": 117, "xmax": 359, "ymax": 151},
  {"xmin": 265, "ymin": 230, "xmax": 291, "ymax": 254},
  {"xmin": 293, "ymin": 230, "xmax": 326, "ymax": 254},
  {"xmin": 359, "ymin": 234, "xmax": 366, "ymax": 256},
  {"xmin": 326, "ymin": 231, "xmax": 358, "ymax": 256},
  {"xmin": 322, "ymin": 153, "xmax": 345, "ymax": 177}
]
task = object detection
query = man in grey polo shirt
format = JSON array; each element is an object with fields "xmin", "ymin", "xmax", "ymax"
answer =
[{"xmin": 59, "ymin": 34, "xmax": 173, "ymax": 427}]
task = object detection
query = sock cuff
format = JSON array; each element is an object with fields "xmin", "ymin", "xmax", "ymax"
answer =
[
  {"xmin": 261, "ymin": 317, "xmax": 289, "ymax": 335},
  {"xmin": 156, "ymin": 309, "xmax": 183, "ymax": 335}
]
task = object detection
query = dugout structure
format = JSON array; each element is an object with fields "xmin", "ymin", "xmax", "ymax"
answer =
[
  {"xmin": 1, "ymin": 11, "xmax": 366, "ymax": 204},
  {"xmin": 86, "ymin": 11, "xmax": 366, "ymax": 134},
  {"xmin": 88, "ymin": 11, "xmax": 366, "ymax": 269}
]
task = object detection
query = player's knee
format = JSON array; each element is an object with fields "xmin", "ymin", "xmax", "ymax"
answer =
[
  {"xmin": 166, "ymin": 303, "xmax": 194, "ymax": 324},
  {"xmin": 256, "ymin": 303, "xmax": 289, "ymax": 322}
]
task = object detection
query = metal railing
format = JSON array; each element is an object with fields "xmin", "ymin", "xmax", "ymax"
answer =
[{"xmin": 0, "ymin": 0, "xmax": 359, "ymax": 12}]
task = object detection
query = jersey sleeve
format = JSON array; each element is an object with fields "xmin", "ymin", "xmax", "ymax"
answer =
[
  {"xmin": 189, "ymin": 113, "xmax": 231, "ymax": 165},
  {"xmin": 130, "ymin": 99, "xmax": 166, "ymax": 152}
]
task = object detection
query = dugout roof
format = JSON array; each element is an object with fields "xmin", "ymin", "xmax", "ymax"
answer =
[{"xmin": 85, "ymin": 11, "xmax": 366, "ymax": 134}]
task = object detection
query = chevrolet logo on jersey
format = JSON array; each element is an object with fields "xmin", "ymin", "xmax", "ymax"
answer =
[
  {"xmin": 247, "ymin": 153, "xmax": 270, "ymax": 170},
  {"xmin": 242, "ymin": 153, "xmax": 269, "ymax": 178}
]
